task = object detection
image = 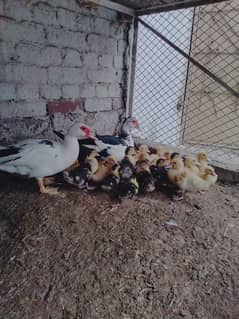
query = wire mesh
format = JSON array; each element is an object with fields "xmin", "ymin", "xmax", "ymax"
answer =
[{"xmin": 132, "ymin": 1, "xmax": 239, "ymax": 169}]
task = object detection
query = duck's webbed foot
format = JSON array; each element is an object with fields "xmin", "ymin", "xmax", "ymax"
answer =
[{"xmin": 37, "ymin": 178, "xmax": 59, "ymax": 195}]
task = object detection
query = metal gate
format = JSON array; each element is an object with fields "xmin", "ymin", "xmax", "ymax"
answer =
[{"xmin": 132, "ymin": 1, "xmax": 239, "ymax": 169}]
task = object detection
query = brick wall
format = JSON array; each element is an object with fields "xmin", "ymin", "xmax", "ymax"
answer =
[{"xmin": 0, "ymin": 0, "xmax": 131, "ymax": 143}]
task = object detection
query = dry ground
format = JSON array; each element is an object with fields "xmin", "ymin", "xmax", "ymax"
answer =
[{"xmin": 0, "ymin": 174, "xmax": 238, "ymax": 319}]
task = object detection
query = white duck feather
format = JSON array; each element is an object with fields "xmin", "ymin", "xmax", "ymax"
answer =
[
  {"xmin": 0, "ymin": 123, "xmax": 92, "ymax": 193},
  {"xmin": 54, "ymin": 116, "xmax": 139, "ymax": 162}
]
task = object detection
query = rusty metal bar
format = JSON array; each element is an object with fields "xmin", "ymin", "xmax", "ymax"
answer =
[
  {"xmin": 138, "ymin": 18, "xmax": 239, "ymax": 99},
  {"xmin": 126, "ymin": 18, "xmax": 138, "ymax": 116}
]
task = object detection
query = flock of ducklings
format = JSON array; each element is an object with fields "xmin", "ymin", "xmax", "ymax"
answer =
[{"xmin": 63, "ymin": 146, "xmax": 218, "ymax": 200}]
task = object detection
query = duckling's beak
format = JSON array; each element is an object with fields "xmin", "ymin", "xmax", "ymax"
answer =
[{"xmin": 165, "ymin": 164, "xmax": 172, "ymax": 169}]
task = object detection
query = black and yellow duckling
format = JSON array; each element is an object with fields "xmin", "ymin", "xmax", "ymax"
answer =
[
  {"xmin": 150, "ymin": 158, "xmax": 170, "ymax": 190},
  {"xmin": 101, "ymin": 163, "xmax": 120, "ymax": 191},
  {"xmin": 116, "ymin": 176, "xmax": 139, "ymax": 200},
  {"xmin": 119, "ymin": 146, "xmax": 137, "ymax": 180},
  {"xmin": 136, "ymin": 159, "xmax": 155, "ymax": 193},
  {"xmin": 63, "ymin": 149, "xmax": 99, "ymax": 189},
  {"xmin": 63, "ymin": 163, "xmax": 91, "ymax": 189}
]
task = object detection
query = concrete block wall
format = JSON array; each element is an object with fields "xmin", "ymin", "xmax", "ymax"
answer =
[{"xmin": 0, "ymin": 0, "xmax": 132, "ymax": 142}]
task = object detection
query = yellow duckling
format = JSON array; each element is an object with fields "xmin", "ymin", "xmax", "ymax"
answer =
[
  {"xmin": 197, "ymin": 150, "xmax": 208, "ymax": 172},
  {"xmin": 200, "ymin": 166, "xmax": 218, "ymax": 186},
  {"xmin": 184, "ymin": 156, "xmax": 200, "ymax": 175},
  {"xmin": 156, "ymin": 146, "xmax": 165, "ymax": 157},
  {"xmin": 85, "ymin": 149, "xmax": 99, "ymax": 174},
  {"xmin": 88, "ymin": 159, "xmax": 107, "ymax": 184},
  {"xmin": 172, "ymin": 164, "xmax": 217, "ymax": 192},
  {"xmin": 167, "ymin": 157, "xmax": 185, "ymax": 185}
]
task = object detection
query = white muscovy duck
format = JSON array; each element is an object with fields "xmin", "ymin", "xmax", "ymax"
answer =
[
  {"xmin": 0, "ymin": 123, "xmax": 92, "ymax": 194},
  {"xmin": 116, "ymin": 116, "xmax": 139, "ymax": 147},
  {"xmin": 54, "ymin": 116, "xmax": 139, "ymax": 162}
]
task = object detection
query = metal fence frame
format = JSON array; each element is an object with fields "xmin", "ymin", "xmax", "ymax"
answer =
[{"xmin": 129, "ymin": 1, "xmax": 239, "ymax": 169}]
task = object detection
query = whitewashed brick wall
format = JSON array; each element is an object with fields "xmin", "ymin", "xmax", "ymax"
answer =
[{"xmin": 0, "ymin": 0, "xmax": 131, "ymax": 142}]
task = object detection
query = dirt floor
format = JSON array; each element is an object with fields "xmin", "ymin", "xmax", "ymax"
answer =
[{"xmin": 0, "ymin": 174, "xmax": 238, "ymax": 319}]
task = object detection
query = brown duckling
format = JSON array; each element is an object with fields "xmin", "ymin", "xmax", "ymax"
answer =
[
  {"xmin": 88, "ymin": 156, "xmax": 118, "ymax": 190},
  {"xmin": 101, "ymin": 163, "xmax": 120, "ymax": 191},
  {"xmin": 137, "ymin": 144, "xmax": 151, "ymax": 162}
]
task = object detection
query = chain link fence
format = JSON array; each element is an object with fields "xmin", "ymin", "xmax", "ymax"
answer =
[{"xmin": 132, "ymin": 0, "xmax": 239, "ymax": 169}]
